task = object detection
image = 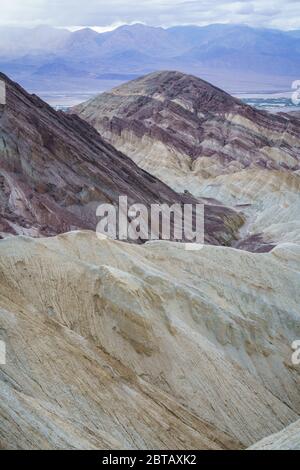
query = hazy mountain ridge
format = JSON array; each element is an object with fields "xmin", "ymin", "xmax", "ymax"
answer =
[{"xmin": 1, "ymin": 23, "xmax": 300, "ymax": 93}]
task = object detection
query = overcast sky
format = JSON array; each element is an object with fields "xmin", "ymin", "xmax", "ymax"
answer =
[{"xmin": 0, "ymin": 0, "xmax": 299, "ymax": 31}]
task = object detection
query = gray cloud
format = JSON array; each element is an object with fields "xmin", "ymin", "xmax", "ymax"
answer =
[{"xmin": 0, "ymin": 0, "xmax": 299, "ymax": 30}]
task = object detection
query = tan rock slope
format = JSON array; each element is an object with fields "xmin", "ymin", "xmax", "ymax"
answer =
[
  {"xmin": 73, "ymin": 71, "xmax": 300, "ymax": 251},
  {"xmin": 0, "ymin": 231, "xmax": 299, "ymax": 449},
  {"xmin": 249, "ymin": 419, "xmax": 300, "ymax": 450}
]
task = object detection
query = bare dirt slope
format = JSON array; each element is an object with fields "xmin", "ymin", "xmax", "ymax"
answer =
[
  {"xmin": 0, "ymin": 231, "xmax": 299, "ymax": 449},
  {"xmin": 249, "ymin": 419, "xmax": 300, "ymax": 450}
]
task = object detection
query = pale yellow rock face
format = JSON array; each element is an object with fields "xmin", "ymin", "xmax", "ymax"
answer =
[
  {"xmin": 85, "ymin": 128, "xmax": 300, "ymax": 247},
  {"xmin": 101, "ymin": 136, "xmax": 300, "ymax": 247},
  {"xmin": 192, "ymin": 170, "xmax": 300, "ymax": 246},
  {"xmin": 249, "ymin": 419, "xmax": 300, "ymax": 450},
  {"xmin": 1, "ymin": 231, "xmax": 299, "ymax": 449}
]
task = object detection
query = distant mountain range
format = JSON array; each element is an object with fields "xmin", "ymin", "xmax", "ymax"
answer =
[{"xmin": 1, "ymin": 23, "xmax": 300, "ymax": 94}]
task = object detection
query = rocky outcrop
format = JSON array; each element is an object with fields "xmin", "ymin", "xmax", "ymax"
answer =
[
  {"xmin": 72, "ymin": 71, "xmax": 300, "ymax": 250},
  {"xmin": 0, "ymin": 72, "xmax": 243, "ymax": 246},
  {"xmin": 249, "ymin": 420, "xmax": 300, "ymax": 450},
  {"xmin": 0, "ymin": 231, "xmax": 300, "ymax": 449}
]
